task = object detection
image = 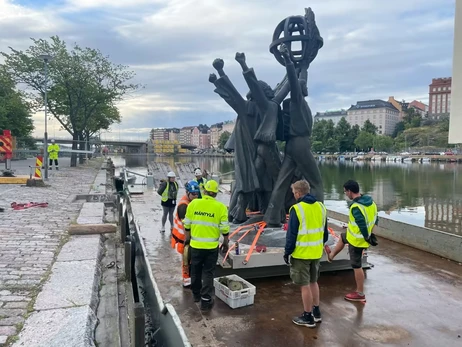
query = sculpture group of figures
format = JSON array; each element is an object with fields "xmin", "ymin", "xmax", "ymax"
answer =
[{"xmin": 209, "ymin": 8, "xmax": 325, "ymax": 227}]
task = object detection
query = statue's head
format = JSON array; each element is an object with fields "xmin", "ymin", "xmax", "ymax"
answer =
[{"xmin": 246, "ymin": 80, "xmax": 275, "ymax": 100}]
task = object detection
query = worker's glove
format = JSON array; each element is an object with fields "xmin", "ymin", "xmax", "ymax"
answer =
[
  {"xmin": 283, "ymin": 254, "xmax": 290, "ymax": 265},
  {"xmin": 366, "ymin": 234, "xmax": 378, "ymax": 246},
  {"xmin": 220, "ymin": 242, "xmax": 229, "ymax": 254}
]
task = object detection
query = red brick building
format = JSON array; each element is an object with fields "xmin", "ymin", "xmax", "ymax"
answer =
[{"xmin": 429, "ymin": 77, "xmax": 452, "ymax": 119}]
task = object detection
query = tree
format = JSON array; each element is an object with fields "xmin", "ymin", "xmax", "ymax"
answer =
[
  {"xmin": 335, "ymin": 117, "xmax": 352, "ymax": 152},
  {"xmin": 0, "ymin": 68, "xmax": 34, "ymax": 141},
  {"xmin": 218, "ymin": 131, "xmax": 231, "ymax": 149},
  {"xmin": 403, "ymin": 108, "xmax": 422, "ymax": 129},
  {"xmin": 362, "ymin": 119, "xmax": 378, "ymax": 135},
  {"xmin": 1, "ymin": 36, "xmax": 139, "ymax": 166},
  {"xmin": 374, "ymin": 135, "xmax": 394, "ymax": 152},
  {"xmin": 349, "ymin": 124, "xmax": 361, "ymax": 151},
  {"xmin": 392, "ymin": 121, "xmax": 405, "ymax": 138},
  {"xmin": 354, "ymin": 131, "xmax": 374, "ymax": 151}
]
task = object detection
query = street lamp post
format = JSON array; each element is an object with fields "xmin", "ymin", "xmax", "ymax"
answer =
[{"xmin": 39, "ymin": 55, "xmax": 53, "ymax": 180}]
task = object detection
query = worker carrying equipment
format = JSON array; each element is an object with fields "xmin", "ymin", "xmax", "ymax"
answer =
[
  {"xmin": 183, "ymin": 179, "xmax": 229, "ymax": 311},
  {"xmin": 194, "ymin": 168, "xmax": 208, "ymax": 199},
  {"xmin": 171, "ymin": 180, "xmax": 200, "ymax": 287},
  {"xmin": 47, "ymin": 139, "xmax": 60, "ymax": 170}
]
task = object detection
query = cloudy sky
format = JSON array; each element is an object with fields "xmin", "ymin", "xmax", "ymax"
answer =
[{"xmin": 0, "ymin": 0, "xmax": 456, "ymax": 140}]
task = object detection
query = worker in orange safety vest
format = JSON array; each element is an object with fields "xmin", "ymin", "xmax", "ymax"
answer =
[{"xmin": 171, "ymin": 180, "xmax": 201, "ymax": 287}]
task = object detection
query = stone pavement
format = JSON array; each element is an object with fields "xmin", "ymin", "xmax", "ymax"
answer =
[{"xmin": 0, "ymin": 160, "xmax": 101, "ymax": 346}]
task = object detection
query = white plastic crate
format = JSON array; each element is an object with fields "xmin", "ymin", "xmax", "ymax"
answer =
[{"xmin": 213, "ymin": 274, "xmax": 256, "ymax": 309}]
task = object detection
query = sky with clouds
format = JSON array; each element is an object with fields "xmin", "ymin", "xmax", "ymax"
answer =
[{"xmin": 0, "ymin": 0, "xmax": 456, "ymax": 140}]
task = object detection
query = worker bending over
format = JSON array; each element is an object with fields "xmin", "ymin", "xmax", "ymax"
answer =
[
  {"xmin": 171, "ymin": 180, "xmax": 200, "ymax": 287},
  {"xmin": 48, "ymin": 139, "xmax": 60, "ymax": 170},
  {"xmin": 183, "ymin": 180, "xmax": 229, "ymax": 311},
  {"xmin": 328, "ymin": 180, "xmax": 378, "ymax": 302},
  {"xmin": 157, "ymin": 171, "xmax": 178, "ymax": 233},
  {"xmin": 284, "ymin": 180, "xmax": 328, "ymax": 328}
]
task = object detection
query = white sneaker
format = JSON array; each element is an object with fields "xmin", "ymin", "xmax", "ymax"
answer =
[{"xmin": 160, "ymin": 226, "xmax": 165, "ymax": 232}]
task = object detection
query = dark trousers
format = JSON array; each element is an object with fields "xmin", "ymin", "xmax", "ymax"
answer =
[
  {"xmin": 49, "ymin": 159, "xmax": 59, "ymax": 168},
  {"xmin": 190, "ymin": 247, "xmax": 218, "ymax": 300}
]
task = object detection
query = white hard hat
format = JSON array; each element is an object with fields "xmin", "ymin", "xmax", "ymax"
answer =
[
  {"xmin": 51, "ymin": 139, "xmax": 55, "ymax": 143},
  {"xmin": 167, "ymin": 171, "xmax": 176, "ymax": 178},
  {"xmin": 194, "ymin": 169, "xmax": 202, "ymax": 176}
]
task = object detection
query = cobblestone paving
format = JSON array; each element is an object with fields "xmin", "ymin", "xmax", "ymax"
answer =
[{"xmin": 0, "ymin": 160, "xmax": 101, "ymax": 345}]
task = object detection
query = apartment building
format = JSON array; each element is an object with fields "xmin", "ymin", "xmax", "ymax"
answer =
[
  {"xmin": 313, "ymin": 109, "xmax": 347, "ymax": 125},
  {"xmin": 179, "ymin": 126, "xmax": 194, "ymax": 145},
  {"xmin": 429, "ymin": 77, "xmax": 452, "ymax": 119},
  {"xmin": 347, "ymin": 100, "xmax": 399, "ymax": 136}
]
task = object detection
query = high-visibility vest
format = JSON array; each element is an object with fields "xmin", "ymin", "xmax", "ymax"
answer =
[
  {"xmin": 161, "ymin": 181, "xmax": 178, "ymax": 202},
  {"xmin": 47, "ymin": 144, "xmax": 60, "ymax": 160},
  {"xmin": 183, "ymin": 195, "xmax": 229, "ymax": 249},
  {"xmin": 171, "ymin": 195, "xmax": 190, "ymax": 254},
  {"xmin": 290, "ymin": 201, "xmax": 327, "ymax": 260},
  {"xmin": 195, "ymin": 178, "xmax": 207, "ymax": 198},
  {"xmin": 346, "ymin": 202, "xmax": 378, "ymax": 248}
]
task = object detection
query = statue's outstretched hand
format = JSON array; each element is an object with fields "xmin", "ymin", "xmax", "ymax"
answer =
[
  {"xmin": 212, "ymin": 58, "xmax": 224, "ymax": 71},
  {"xmin": 209, "ymin": 73, "xmax": 217, "ymax": 83},
  {"xmin": 279, "ymin": 43, "xmax": 290, "ymax": 60},
  {"xmin": 235, "ymin": 52, "xmax": 246, "ymax": 64}
]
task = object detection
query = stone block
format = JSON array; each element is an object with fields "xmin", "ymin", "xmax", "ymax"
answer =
[
  {"xmin": 34, "ymin": 260, "xmax": 100, "ymax": 311},
  {"xmin": 12, "ymin": 306, "xmax": 96, "ymax": 347},
  {"xmin": 57, "ymin": 236, "xmax": 102, "ymax": 262}
]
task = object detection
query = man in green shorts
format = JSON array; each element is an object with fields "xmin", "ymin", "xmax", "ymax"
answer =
[{"xmin": 283, "ymin": 180, "xmax": 328, "ymax": 328}]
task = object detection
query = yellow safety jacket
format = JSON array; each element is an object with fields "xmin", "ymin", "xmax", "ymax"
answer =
[
  {"xmin": 290, "ymin": 201, "xmax": 327, "ymax": 260},
  {"xmin": 195, "ymin": 177, "xmax": 207, "ymax": 198},
  {"xmin": 47, "ymin": 144, "xmax": 60, "ymax": 160},
  {"xmin": 346, "ymin": 202, "xmax": 378, "ymax": 248},
  {"xmin": 161, "ymin": 181, "xmax": 178, "ymax": 202},
  {"xmin": 183, "ymin": 195, "xmax": 229, "ymax": 249}
]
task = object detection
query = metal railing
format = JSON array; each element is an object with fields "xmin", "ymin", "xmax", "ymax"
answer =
[{"xmin": 112, "ymin": 162, "xmax": 190, "ymax": 347}]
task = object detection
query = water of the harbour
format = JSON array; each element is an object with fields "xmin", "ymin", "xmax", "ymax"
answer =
[{"xmin": 120, "ymin": 155, "xmax": 462, "ymax": 235}]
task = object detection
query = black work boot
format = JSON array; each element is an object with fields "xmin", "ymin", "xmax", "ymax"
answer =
[
  {"xmin": 193, "ymin": 293, "xmax": 201, "ymax": 303},
  {"xmin": 200, "ymin": 297, "xmax": 214, "ymax": 311}
]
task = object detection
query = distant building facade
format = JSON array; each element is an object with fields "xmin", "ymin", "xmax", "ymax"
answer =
[
  {"xmin": 221, "ymin": 120, "xmax": 235, "ymax": 134},
  {"xmin": 167, "ymin": 128, "xmax": 180, "ymax": 141},
  {"xmin": 314, "ymin": 109, "xmax": 347, "ymax": 125},
  {"xmin": 429, "ymin": 77, "xmax": 452, "ymax": 119},
  {"xmin": 199, "ymin": 132, "xmax": 211, "ymax": 149},
  {"xmin": 347, "ymin": 100, "xmax": 399, "ymax": 136},
  {"xmin": 387, "ymin": 96, "xmax": 409, "ymax": 120},
  {"xmin": 408, "ymin": 100, "xmax": 428, "ymax": 118},
  {"xmin": 150, "ymin": 128, "xmax": 169, "ymax": 141},
  {"xmin": 179, "ymin": 126, "xmax": 194, "ymax": 145},
  {"xmin": 210, "ymin": 123, "xmax": 223, "ymax": 148}
]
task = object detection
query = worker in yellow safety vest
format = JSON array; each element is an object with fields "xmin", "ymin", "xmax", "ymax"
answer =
[
  {"xmin": 183, "ymin": 180, "xmax": 229, "ymax": 311},
  {"xmin": 171, "ymin": 180, "xmax": 201, "ymax": 287},
  {"xmin": 157, "ymin": 171, "xmax": 179, "ymax": 232},
  {"xmin": 284, "ymin": 180, "xmax": 329, "ymax": 328},
  {"xmin": 194, "ymin": 168, "xmax": 208, "ymax": 198},
  {"xmin": 328, "ymin": 180, "xmax": 378, "ymax": 302},
  {"xmin": 47, "ymin": 139, "xmax": 60, "ymax": 170}
]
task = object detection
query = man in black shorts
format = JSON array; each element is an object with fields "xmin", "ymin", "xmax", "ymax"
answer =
[{"xmin": 328, "ymin": 180, "xmax": 378, "ymax": 302}]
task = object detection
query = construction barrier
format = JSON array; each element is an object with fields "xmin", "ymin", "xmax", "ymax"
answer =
[{"xmin": 35, "ymin": 156, "xmax": 43, "ymax": 178}]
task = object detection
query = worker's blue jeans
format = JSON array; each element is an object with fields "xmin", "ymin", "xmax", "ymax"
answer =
[{"xmin": 190, "ymin": 247, "xmax": 219, "ymax": 300}]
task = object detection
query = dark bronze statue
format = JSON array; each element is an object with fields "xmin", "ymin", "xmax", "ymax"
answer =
[{"xmin": 209, "ymin": 8, "xmax": 324, "ymax": 226}]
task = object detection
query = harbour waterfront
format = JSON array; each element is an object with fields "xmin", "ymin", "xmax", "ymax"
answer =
[{"xmin": 120, "ymin": 155, "xmax": 462, "ymax": 235}]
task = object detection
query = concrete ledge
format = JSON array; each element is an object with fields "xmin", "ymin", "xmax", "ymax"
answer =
[
  {"xmin": 13, "ymin": 306, "xmax": 97, "ymax": 347},
  {"xmin": 77, "ymin": 202, "xmax": 104, "ymax": 224},
  {"xmin": 328, "ymin": 209, "xmax": 462, "ymax": 263},
  {"xmin": 57, "ymin": 235, "xmax": 102, "ymax": 262}
]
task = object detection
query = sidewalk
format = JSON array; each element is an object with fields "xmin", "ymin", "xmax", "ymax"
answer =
[{"xmin": 0, "ymin": 160, "xmax": 101, "ymax": 346}]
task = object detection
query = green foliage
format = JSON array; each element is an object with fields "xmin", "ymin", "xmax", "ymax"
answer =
[
  {"xmin": 218, "ymin": 131, "xmax": 231, "ymax": 149},
  {"xmin": 374, "ymin": 135, "xmax": 394, "ymax": 152},
  {"xmin": 361, "ymin": 119, "xmax": 378, "ymax": 135},
  {"xmin": 354, "ymin": 131, "xmax": 375, "ymax": 150},
  {"xmin": 1, "ymin": 36, "xmax": 140, "ymax": 165},
  {"xmin": 0, "ymin": 68, "xmax": 34, "ymax": 139}
]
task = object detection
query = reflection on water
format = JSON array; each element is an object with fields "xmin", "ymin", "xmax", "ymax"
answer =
[{"xmin": 118, "ymin": 155, "xmax": 462, "ymax": 235}]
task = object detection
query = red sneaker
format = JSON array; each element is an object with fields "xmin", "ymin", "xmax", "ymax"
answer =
[{"xmin": 344, "ymin": 292, "xmax": 366, "ymax": 302}]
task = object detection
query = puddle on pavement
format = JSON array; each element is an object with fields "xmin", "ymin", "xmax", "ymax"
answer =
[{"xmin": 357, "ymin": 325, "xmax": 411, "ymax": 343}]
